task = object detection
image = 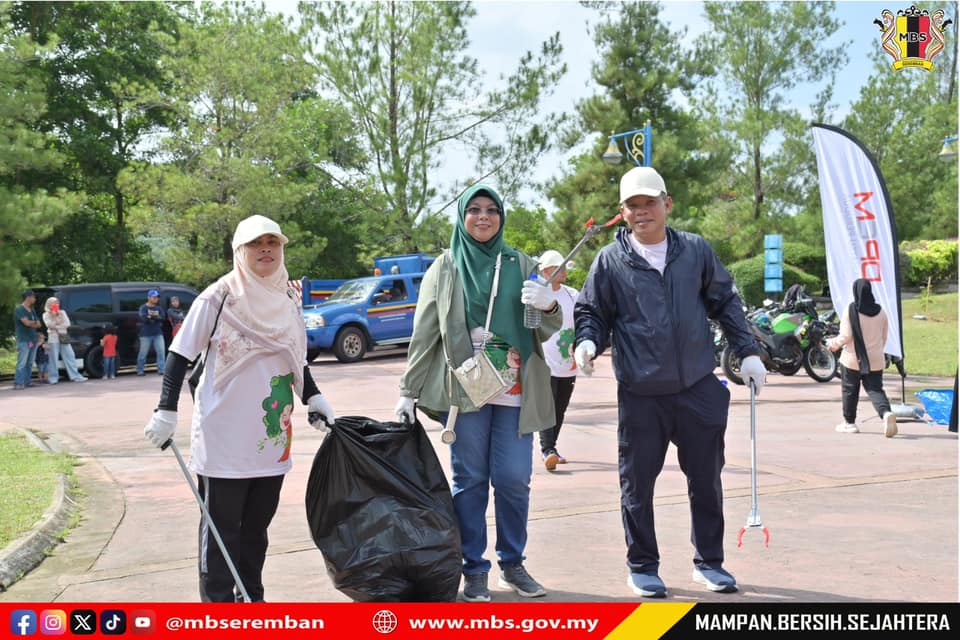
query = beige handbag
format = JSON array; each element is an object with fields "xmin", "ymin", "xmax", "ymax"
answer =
[{"xmin": 448, "ymin": 253, "xmax": 509, "ymax": 408}]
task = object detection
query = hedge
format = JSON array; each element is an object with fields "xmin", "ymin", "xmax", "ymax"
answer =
[
  {"xmin": 900, "ymin": 239, "xmax": 958, "ymax": 286},
  {"xmin": 727, "ymin": 255, "xmax": 821, "ymax": 306}
]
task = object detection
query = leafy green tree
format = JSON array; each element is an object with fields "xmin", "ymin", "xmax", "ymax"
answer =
[
  {"xmin": 118, "ymin": 2, "xmax": 366, "ymax": 287},
  {"xmin": 0, "ymin": 4, "xmax": 78, "ymax": 341},
  {"xmin": 546, "ymin": 1, "xmax": 718, "ymax": 270},
  {"xmin": 299, "ymin": 0, "xmax": 567, "ymax": 254},
  {"xmin": 8, "ymin": 0, "xmax": 186, "ymax": 276},
  {"xmin": 842, "ymin": 4, "xmax": 958, "ymax": 241},
  {"xmin": 695, "ymin": 1, "xmax": 845, "ymax": 234}
]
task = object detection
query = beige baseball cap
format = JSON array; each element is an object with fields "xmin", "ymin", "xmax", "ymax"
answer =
[
  {"xmin": 538, "ymin": 249, "xmax": 572, "ymax": 271},
  {"xmin": 231, "ymin": 215, "xmax": 289, "ymax": 251},
  {"xmin": 619, "ymin": 166, "xmax": 667, "ymax": 203}
]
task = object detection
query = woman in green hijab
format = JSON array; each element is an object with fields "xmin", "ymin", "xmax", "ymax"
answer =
[{"xmin": 396, "ymin": 184, "xmax": 562, "ymax": 602}]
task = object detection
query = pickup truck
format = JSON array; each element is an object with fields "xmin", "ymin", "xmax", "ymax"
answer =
[
  {"xmin": 300, "ymin": 253, "xmax": 435, "ymax": 305},
  {"xmin": 304, "ymin": 272, "xmax": 424, "ymax": 362}
]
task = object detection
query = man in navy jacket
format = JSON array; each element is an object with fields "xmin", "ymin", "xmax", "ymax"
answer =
[{"xmin": 574, "ymin": 166, "xmax": 766, "ymax": 598}]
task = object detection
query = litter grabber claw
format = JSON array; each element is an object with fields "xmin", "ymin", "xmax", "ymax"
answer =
[
  {"xmin": 539, "ymin": 213, "xmax": 623, "ymax": 286},
  {"xmin": 737, "ymin": 380, "xmax": 770, "ymax": 548},
  {"xmin": 161, "ymin": 438, "xmax": 252, "ymax": 602}
]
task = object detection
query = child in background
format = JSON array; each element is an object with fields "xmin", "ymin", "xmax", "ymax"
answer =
[
  {"xmin": 101, "ymin": 325, "xmax": 118, "ymax": 379},
  {"xmin": 35, "ymin": 333, "xmax": 50, "ymax": 383}
]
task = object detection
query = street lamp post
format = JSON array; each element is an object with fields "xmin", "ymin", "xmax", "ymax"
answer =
[
  {"xmin": 602, "ymin": 122, "xmax": 653, "ymax": 167},
  {"xmin": 938, "ymin": 134, "xmax": 958, "ymax": 162}
]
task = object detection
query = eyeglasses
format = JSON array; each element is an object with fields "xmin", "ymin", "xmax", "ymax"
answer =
[{"xmin": 465, "ymin": 206, "xmax": 501, "ymax": 217}]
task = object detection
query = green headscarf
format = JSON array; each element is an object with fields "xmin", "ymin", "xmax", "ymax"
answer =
[{"xmin": 450, "ymin": 183, "xmax": 535, "ymax": 362}]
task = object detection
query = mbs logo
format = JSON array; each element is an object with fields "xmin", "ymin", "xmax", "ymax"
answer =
[{"xmin": 874, "ymin": 5, "xmax": 953, "ymax": 71}]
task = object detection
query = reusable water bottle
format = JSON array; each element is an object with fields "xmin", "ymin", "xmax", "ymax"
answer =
[{"xmin": 523, "ymin": 275, "xmax": 543, "ymax": 329}]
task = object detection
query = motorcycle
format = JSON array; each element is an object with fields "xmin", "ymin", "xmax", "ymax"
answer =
[{"xmin": 721, "ymin": 293, "xmax": 838, "ymax": 384}]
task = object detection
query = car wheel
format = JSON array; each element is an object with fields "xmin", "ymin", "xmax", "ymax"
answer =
[
  {"xmin": 333, "ymin": 327, "xmax": 366, "ymax": 363},
  {"xmin": 84, "ymin": 345, "xmax": 105, "ymax": 379}
]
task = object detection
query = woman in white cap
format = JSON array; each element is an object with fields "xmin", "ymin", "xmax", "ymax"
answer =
[{"xmin": 143, "ymin": 214, "xmax": 337, "ymax": 602}]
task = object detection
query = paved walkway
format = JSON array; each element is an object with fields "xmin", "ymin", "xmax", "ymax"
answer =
[{"xmin": 0, "ymin": 352, "xmax": 956, "ymax": 603}]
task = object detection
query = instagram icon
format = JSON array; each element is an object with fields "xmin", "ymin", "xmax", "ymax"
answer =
[{"xmin": 40, "ymin": 610, "xmax": 67, "ymax": 635}]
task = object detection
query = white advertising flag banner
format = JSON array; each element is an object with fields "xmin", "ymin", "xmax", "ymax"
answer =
[{"xmin": 812, "ymin": 124, "xmax": 903, "ymax": 358}]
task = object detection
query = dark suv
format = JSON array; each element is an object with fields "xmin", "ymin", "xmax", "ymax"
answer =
[{"xmin": 32, "ymin": 282, "xmax": 199, "ymax": 378}]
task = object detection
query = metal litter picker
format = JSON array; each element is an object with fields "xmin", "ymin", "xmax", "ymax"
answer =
[
  {"xmin": 161, "ymin": 438, "xmax": 252, "ymax": 602},
  {"xmin": 737, "ymin": 380, "xmax": 769, "ymax": 548}
]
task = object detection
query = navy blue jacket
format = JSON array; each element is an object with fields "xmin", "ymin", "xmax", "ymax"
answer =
[{"xmin": 575, "ymin": 227, "xmax": 761, "ymax": 396}]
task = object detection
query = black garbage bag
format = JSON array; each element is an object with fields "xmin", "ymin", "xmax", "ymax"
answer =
[{"xmin": 305, "ymin": 415, "xmax": 462, "ymax": 602}]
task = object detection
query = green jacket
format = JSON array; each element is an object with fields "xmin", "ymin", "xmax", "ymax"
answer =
[{"xmin": 399, "ymin": 250, "xmax": 561, "ymax": 434}]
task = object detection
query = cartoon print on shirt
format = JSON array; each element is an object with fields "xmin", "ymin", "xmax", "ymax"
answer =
[
  {"xmin": 554, "ymin": 327, "xmax": 576, "ymax": 372},
  {"xmin": 484, "ymin": 334, "xmax": 522, "ymax": 395},
  {"xmin": 260, "ymin": 372, "xmax": 295, "ymax": 462}
]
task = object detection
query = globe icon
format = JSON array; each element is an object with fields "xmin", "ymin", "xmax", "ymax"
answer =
[{"xmin": 372, "ymin": 609, "xmax": 399, "ymax": 635}]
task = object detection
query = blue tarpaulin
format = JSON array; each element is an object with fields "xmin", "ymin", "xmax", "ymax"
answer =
[{"xmin": 915, "ymin": 389, "xmax": 954, "ymax": 425}]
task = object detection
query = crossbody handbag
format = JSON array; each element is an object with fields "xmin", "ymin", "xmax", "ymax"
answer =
[
  {"xmin": 188, "ymin": 293, "xmax": 227, "ymax": 399},
  {"xmin": 446, "ymin": 253, "xmax": 510, "ymax": 408}
]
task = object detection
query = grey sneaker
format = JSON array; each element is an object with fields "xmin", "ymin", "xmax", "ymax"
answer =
[
  {"xmin": 498, "ymin": 564, "xmax": 547, "ymax": 597},
  {"xmin": 693, "ymin": 565, "xmax": 738, "ymax": 593},
  {"xmin": 462, "ymin": 572, "xmax": 491, "ymax": 602}
]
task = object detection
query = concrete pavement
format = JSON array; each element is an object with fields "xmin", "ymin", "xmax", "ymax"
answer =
[{"xmin": 0, "ymin": 351, "xmax": 956, "ymax": 603}]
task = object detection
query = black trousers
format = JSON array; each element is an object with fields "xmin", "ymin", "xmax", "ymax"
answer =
[
  {"xmin": 840, "ymin": 365, "xmax": 891, "ymax": 423},
  {"xmin": 197, "ymin": 474, "xmax": 285, "ymax": 602},
  {"xmin": 539, "ymin": 375, "xmax": 576, "ymax": 454},
  {"xmin": 617, "ymin": 374, "xmax": 729, "ymax": 574}
]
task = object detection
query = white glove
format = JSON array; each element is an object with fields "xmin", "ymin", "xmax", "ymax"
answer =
[
  {"xmin": 740, "ymin": 355, "xmax": 767, "ymax": 394},
  {"xmin": 520, "ymin": 278, "xmax": 559, "ymax": 311},
  {"xmin": 307, "ymin": 394, "xmax": 336, "ymax": 428},
  {"xmin": 394, "ymin": 396, "xmax": 416, "ymax": 423},
  {"xmin": 144, "ymin": 409, "xmax": 177, "ymax": 448},
  {"xmin": 574, "ymin": 340, "xmax": 597, "ymax": 376}
]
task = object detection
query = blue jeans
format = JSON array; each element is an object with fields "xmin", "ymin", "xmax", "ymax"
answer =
[
  {"xmin": 48, "ymin": 342, "xmax": 84, "ymax": 383},
  {"xmin": 15, "ymin": 340, "xmax": 37, "ymax": 386},
  {"xmin": 104, "ymin": 356, "xmax": 116, "ymax": 378},
  {"xmin": 446, "ymin": 404, "xmax": 533, "ymax": 575},
  {"xmin": 137, "ymin": 334, "xmax": 166, "ymax": 375}
]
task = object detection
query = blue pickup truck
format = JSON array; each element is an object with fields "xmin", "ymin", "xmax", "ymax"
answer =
[{"xmin": 303, "ymin": 267, "xmax": 431, "ymax": 363}]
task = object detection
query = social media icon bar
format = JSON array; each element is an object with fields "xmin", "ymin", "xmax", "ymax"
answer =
[
  {"xmin": 69, "ymin": 610, "xmax": 96, "ymax": 635},
  {"xmin": 99, "ymin": 610, "xmax": 126, "ymax": 635},
  {"xmin": 130, "ymin": 610, "xmax": 156, "ymax": 636},
  {"xmin": 10, "ymin": 610, "xmax": 37, "ymax": 636},
  {"xmin": 39, "ymin": 610, "xmax": 66, "ymax": 636}
]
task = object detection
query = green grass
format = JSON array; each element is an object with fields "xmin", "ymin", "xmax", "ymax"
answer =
[
  {"xmin": 0, "ymin": 432, "xmax": 75, "ymax": 549},
  {"xmin": 900, "ymin": 292, "xmax": 957, "ymax": 377}
]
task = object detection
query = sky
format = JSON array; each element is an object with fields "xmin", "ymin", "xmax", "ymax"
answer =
[{"xmin": 268, "ymin": 1, "xmax": 950, "ymax": 209}]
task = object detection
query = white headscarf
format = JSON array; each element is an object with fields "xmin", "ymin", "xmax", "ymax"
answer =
[{"xmin": 208, "ymin": 240, "xmax": 306, "ymax": 396}]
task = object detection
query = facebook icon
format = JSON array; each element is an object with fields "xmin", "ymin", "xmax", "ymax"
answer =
[{"xmin": 10, "ymin": 610, "xmax": 37, "ymax": 636}]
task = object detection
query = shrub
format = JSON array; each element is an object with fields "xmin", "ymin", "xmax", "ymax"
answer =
[
  {"xmin": 901, "ymin": 239, "xmax": 958, "ymax": 286},
  {"xmin": 727, "ymin": 255, "xmax": 821, "ymax": 306},
  {"xmin": 782, "ymin": 242, "xmax": 827, "ymax": 282}
]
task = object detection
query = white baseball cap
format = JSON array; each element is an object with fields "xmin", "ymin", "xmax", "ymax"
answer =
[
  {"xmin": 231, "ymin": 215, "xmax": 289, "ymax": 251},
  {"xmin": 538, "ymin": 249, "xmax": 572, "ymax": 271},
  {"xmin": 619, "ymin": 166, "xmax": 667, "ymax": 203}
]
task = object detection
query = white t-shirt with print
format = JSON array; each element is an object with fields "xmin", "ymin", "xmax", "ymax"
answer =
[
  {"xmin": 541, "ymin": 284, "xmax": 578, "ymax": 378},
  {"xmin": 171, "ymin": 292, "xmax": 298, "ymax": 479},
  {"xmin": 469, "ymin": 326, "xmax": 522, "ymax": 407}
]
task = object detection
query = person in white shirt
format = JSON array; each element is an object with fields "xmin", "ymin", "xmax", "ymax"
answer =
[
  {"xmin": 143, "ymin": 215, "xmax": 337, "ymax": 602},
  {"xmin": 535, "ymin": 249, "xmax": 579, "ymax": 471},
  {"xmin": 42, "ymin": 297, "xmax": 88, "ymax": 384}
]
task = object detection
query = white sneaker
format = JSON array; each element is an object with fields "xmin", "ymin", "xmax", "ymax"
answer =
[
  {"xmin": 883, "ymin": 412, "xmax": 898, "ymax": 438},
  {"xmin": 835, "ymin": 422, "xmax": 859, "ymax": 433}
]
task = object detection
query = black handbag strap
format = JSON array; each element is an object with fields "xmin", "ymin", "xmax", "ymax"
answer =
[{"xmin": 193, "ymin": 293, "xmax": 228, "ymax": 368}]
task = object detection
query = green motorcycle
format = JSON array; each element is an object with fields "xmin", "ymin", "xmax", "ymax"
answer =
[{"xmin": 721, "ymin": 296, "xmax": 838, "ymax": 384}]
